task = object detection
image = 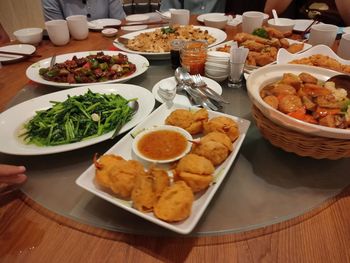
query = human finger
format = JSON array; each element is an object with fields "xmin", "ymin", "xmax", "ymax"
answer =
[
  {"xmin": 0, "ymin": 165, "xmax": 26, "ymax": 177},
  {"xmin": 0, "ymin": 174, "xmax": 27, "ymax": 185}
]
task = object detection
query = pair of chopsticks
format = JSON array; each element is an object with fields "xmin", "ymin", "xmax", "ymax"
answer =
[
  {"xmin": 301, "ymin": 20, "xmax": 319, "ymax": 38},
  {"xmin": 0, "ymin": 50, "xmax": 41, "ymax": 58},
  {"xmin": 105, "ymin": 20, "xmax": 169, "ymax": 29}
]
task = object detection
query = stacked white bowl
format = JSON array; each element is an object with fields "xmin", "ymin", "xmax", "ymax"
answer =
[{"xmin": 205, "ymin": 51, "xmax": 230, "ymax": 82}]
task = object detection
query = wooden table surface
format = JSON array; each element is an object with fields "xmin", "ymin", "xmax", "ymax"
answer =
[{"xmin": 0, "ymin": 17, "xmax": 350, "ymax": 262}]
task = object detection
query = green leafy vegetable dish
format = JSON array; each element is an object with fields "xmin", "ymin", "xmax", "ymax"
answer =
[
  {"xmin": 252, "ymin": 28, "xmax": 269, "ymax": 39},
  {"xmin": 20, "ymin": 90, "xmax": 137, "ymax": 146}
]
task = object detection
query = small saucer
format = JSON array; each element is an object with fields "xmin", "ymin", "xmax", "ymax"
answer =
[
  {"xmin": 101, "ymin": 28, "xmax": 118, "ymax": 37},
  {"xmin": 0, "ymin": 44, "xmax": 36, "ymax": 64}
]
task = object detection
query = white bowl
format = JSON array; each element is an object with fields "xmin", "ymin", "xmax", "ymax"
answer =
[
  {"xmin": 267, "ymin": 18, "xmax": 295, "ymax": 33},
  {"xmin": 247, "ymin": 64, "xmax": 350, "ymax": 139},
  {"xmin": 126, "ymin": 14, "xmax": 150, "ymax": 23},
  {"xmin": 132, "ymin": 125, "xmax": 193, "ymax": 163},
  {"xmin": 13, "ymin": 28, "xmax": 43, "ymax": 44},
  {"xmin": 206, "ymin": 58, "xmax": 229, "ymax": 66},
  {"xmin": 204, "ymin": 15, "xmax": 228, "ymax": 29},
  {"xmin": 207, "ymin": 51, "xmax": 230, "ymax": 59},
  {"xmin": 205, "ymin": 66, "xmax": 228, "ymax": 76},
  {"xmin": 205, "ymin": 61, "xmax": 228, "ymax": 69},
  {"xmin": 205, "ymin": 72, "xmax": 228, "ymax": 82},
  {"xmin": 101, "ymin": 28, "xmax": 118, "ymax": 37}
]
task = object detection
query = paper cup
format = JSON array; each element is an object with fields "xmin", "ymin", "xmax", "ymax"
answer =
[
  {"xmin": 66, "ymin": 15, "xmax": 88, "ymax": 40},
  {"xmin": 337, "ymin": 33, "xmax": 350, "ymax": 60},
  {"xmin": 45, "ymin": 20, "xmax": 70, "ymax": 46},
  {"xmin": 170, "ymin": 9, "xmax": 190, "ymax": 26},
  {"xmin": 242, "ymin": 11, "xmax": 264, "ymax": 34},
  {"xmin": 308, "ymin": 23, "xmax": 338, "ymax": 47}
]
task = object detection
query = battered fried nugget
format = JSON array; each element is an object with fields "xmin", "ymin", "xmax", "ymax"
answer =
[
  {"xmin": 148, "ymin": 166, "xmax": 170, "ymax": 199},
  {"xmin": 280, "ymin": 73, "xmax": 302, "ymax": 90},
  {"xmin": 94, "ymin": 154, "xmax": 124, "ymax": 189},
  {"xmin": 154, "ymin": 181, "xmax": 194, "ymax": 222},
  {"xmin": 165, "ymin": 108, "xmax": 208, "ymax": 135},
  {"xmin": 131, "ymin": 175, "xmax": 156, "ymax": 212},
  {"xmin": 175, "ymin": 153, "xmax": 214, "ymax": 192},
  {"xmin": 192, "ymin": 132, "xmax": 232, "ymax": 166},
  {"xmin": 203, "ymin": 116, "xmax": 239, "ymax": 142},
  {"xmin": 287, "ymin": 43, "xmax": 304, "ymax": 54},
  {"xmin": 108, "ymin": 158, "xmax": 146, "ymax": 199}
]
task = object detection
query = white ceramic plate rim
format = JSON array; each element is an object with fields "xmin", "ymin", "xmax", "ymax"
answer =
[
  {"xmin": 126, "ymin": 14, "xmax": 150, "ymax": 22},
  {"xmin": 88, "ymin": 18, "xmax": 121, "ymax": 30},
  {"xmin": 26, "ymin": 51, "xmax": 149, "ymax": 88},
  {"xmin": 0, "ymin": 44, "xmax": 36, "ymax": 62},
  {"xmin": 197, "ymin": 13, "xmax": 226, "ymax": 23},
  {"xmin": 276, "ymin": 44, "xmax": 350, "ymax": 66},
  {"xmin": 247, "ymin": 64, "xmax": 350, "ymax": 139},
  {"xmin": 76, "ymin": 103, "xmax": 251, "ymax": 234},
  {"xmin": 0, "ymin": 84, "xmax": 155, "ymax": 155},
  {"xmin": 121, "ymin": 25, "xmax": 148, "ymax": 31},
  {"xmin": 113, "ymin": 26, "xmax": 227, "ymax": 58},
  {"xmin": 132, "ymin": 124, "xmax": 193, "ymax": 163},
  {"xmin": 152, "ymin": 76, "xmax": 222, "ymax": 105}
]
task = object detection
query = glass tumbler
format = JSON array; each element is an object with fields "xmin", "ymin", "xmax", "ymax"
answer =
[{"xmin": 180, "ymin": 40, "xmax": 207, "ymax": 75}]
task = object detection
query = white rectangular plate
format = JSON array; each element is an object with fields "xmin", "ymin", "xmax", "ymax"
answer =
[{"xmin": 76, "ymin": 103, "xmax": 250, "ymax": 234}]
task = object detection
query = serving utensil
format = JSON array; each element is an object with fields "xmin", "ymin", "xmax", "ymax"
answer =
[
  {"xmin": 272, "ymin": 9, "xmax": 280, "ymax": 25},
  {"xmin": 0, "ymin": 50, "xmax": 41, "ymax": 58},
  {"xmin": 111, "ymin": 100, "xmax": 139, "ymax": 139},
  {"xmin": 327, "ymin": 74, "xmax": 350, "ymax": 97},
  {"xmin": 192, "ymin": 74, "xmax": 229, "ymax": 104},
  {"xmin": 301, "ymin": 19, "xmax": 319, "ymax": 38}
]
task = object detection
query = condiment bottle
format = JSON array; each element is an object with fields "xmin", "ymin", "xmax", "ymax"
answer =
[
  {"xmin": 170, "ymin": 39, "xmax": 185, "ymax": 69},
  {"xmin": 180, "ymin": 40, "xmax": 207, "ymax": 75}
]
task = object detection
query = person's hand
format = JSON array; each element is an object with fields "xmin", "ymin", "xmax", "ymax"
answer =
[{"xmin": 0, "ymin": 164, "xmax": 27, "ymax": 185}]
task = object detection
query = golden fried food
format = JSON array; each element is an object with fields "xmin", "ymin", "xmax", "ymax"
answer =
[
  {"xmin": 192, "ymin": 132, "xmax": 232, "ymax": 166},
  {"xmin": 148, "ymin": 166, "xmax": 170, "ymax": 199},
  {"xmin": 131, "ymin": 175, "xmax": 156, "ymax": 212},
  {"xmin": 175, "ymin": 153, "xmax": 214, "ymax": 192},
  {"xmin": 94, "ymin": 154, "xmax": 124, "ymax": 189},
  {"xmin": 154, "ymin": 181, "xmax": 194, "ymax": 222},
  {"xmin": 126, "ymin": 25, "xmax": 216, "ymax": 53},
  {"xmin": 203, "ymin": 116, "xmax": 239, "ymax": 142},
  {"xmin": 290, "ymin": 54, "xmax": 350, "ymax": 74},
  {"xmin": 165, "ymin": 108, "xmax": 208, "ymax": 135},
  {"xmin": 108, "ymin": 158, "xmax": 146, "ymax": 199},
  {"xmin": 299, "ymin": 72, "xmax": 318, "ymax": 84},
  {"xmin": 280, "ymin": 73, "xmax": 302, "ymax": 90},
  {"xmin": 263, "ymin": 95, "xmax": 279, "ymax": 109}
]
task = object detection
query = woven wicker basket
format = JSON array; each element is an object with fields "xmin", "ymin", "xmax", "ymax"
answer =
[{"xmin": 252, "ymin": 105, "xmax": 350, "ymax": 160}]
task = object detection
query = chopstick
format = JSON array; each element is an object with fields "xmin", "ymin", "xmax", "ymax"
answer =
[
  {"xmin": 301, "ymin": 20, "xmax": 319, "ymax": 38},
  {"xmin": 0, "ymin": 50, "xmax": 41, "ymax": 57},
  {"xmin": 105, "ymin": 21, "xmax": 169, "ymax": 29}
]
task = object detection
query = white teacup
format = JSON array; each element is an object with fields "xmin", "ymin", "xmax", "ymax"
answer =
[
  {"xmin": 337, "ymin": 33, "xmax": 350, "ymax": 60},
  {"xmin": 170, "ymin": 9, "xmax": 190, "ymax": 26},
  {"xmin": 308, "ymin": 23, "xmax": 338, "ymax": 47},
  {"xmin": 66, "ymin": 15, "xmax": 88, "ymax": 40},
  {"xmin": 242, "ymin": 11, "xmax": 264, "ymax": 34},
  {"xmin": 45, "ymin": 20, "xmax": 70, "ymax": 46}
]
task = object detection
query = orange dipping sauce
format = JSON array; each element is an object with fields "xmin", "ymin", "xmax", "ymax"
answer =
[{"xmin": 137, "ymin": 130, "xmax": 188, "ymax": 161}]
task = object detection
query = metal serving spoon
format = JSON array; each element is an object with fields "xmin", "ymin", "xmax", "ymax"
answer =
[{"xmin": 111, "ymin": 100, "xmax": 139, "ymax": 139}]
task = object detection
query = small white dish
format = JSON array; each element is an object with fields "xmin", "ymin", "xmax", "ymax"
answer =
[
  {"xmin": 126, "ymin": 14, "xmax": 150, "ymax": 23},
  {"xmin": 121, "ymin": 25, "xmax": 148, "ymax": 31},
  {"xmin": 88, "ymin": 18, "xmax": 121, "ymax": 31},
  {"xmin": 101, "ymin": 28, "xmax": 118, "ymax": 37},
  {"xmin": 203, "ymin": 15, "xmax": 228, "ymax": 29},
  {"xmin": 205, "ymin": 72, "xmax": 228, "ymax": 82},
  {"xmin": 207, "ymin": 51, "xmax": 230, "ymax": 59},
  {"xmin": 152, "ymin": 76, "xmax": 222, "ymax": 105},
  {"xmin": 197, "ymin": 13, "xmax": 226, "ymax": 23},
  {"xmin": 293, "ymin": 19, "xmax": 323, "ymax": 32},
  {"xmin": 0, "ymin": 44, "xmax": 36, "ymax": 64},
  {"xmin": 132, "ymin": 125, "xmax": 192, "ymax": 163},
  {"xmin": 13, "ymin": 27, "xmax": 43, "ymax": 45},
  {"xmin": 267, "ymin": 18, "xmax": 295, "ymax": 33},
  {"xmin": 205, "ymin": 61, "xmax": 229, "ymax": 69}
]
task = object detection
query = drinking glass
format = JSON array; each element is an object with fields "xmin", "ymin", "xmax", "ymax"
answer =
[{"xmin": 228, "ymin": 62, "xmax": 245, "ymax": 88}]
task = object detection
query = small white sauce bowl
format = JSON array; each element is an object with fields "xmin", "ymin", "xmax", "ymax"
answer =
[
  {"xmin": 101, "ymin": 28, "xmax": 118, "ymax": 37},
  {"xmin": 132, "ymin": 125, "xmax": 193, "ymax": 163}
]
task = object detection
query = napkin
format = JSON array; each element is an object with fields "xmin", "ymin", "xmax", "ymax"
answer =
[
  {"xmin": 229, "ymin": 42, "xmax": 249, "ymax": 81},
  {"xmin": 227, "ymin": 15, "xmax": 242, "ymax": 27}
]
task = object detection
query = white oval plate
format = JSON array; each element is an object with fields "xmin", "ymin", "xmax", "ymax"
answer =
[
  {"xmin": 0, "ymin": 44, "xmax": 36, "ymax": 63},
  {"xmin": 121, "ymin": 25, "xmax": 148, "ymax": 31},
  {"xmin": 125, "ymin": 14, "xmax": 150, "ymax": 23},
  {"xmin": 247, "ymin": 64, "xmax": 350, "ymax": 139},
  {"xmin": 113, "ymin": 26, "xmax": 227, "ymax": 60},
  {"xmin": 0, "ymin": 84, "xmax": 155, "ymax": 155},
  {"xmin": 76, "ymin": 103, "xmax": 250, "ymax": 234},
  {"xmin": 277, "ymin": 44, "xmax": 350, "ymax": 67},
  {"xmin": 26, "ymin": 51, "xmax": 149, "ymax": 88},
  {"xmin": 152, "ymin": 76, "xmax": 222, "ymax": 106},
  {"xmin": 88, "ymin": 18, "xmax": 121, "ymax": 31}
]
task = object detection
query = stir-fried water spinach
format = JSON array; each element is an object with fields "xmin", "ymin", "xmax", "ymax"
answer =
[{"xmin": 21, "ymin": 90, "xmax": 137, "ymax": 146}]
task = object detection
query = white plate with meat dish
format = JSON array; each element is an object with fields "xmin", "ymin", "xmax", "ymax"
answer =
[
  {"xmin": 26, "ymin": 51, "xmax": 149, "ymax": 88},
  {"xmin": 276, "ymin": 44, "xmax": 350, "ymax": 68},
  {"xmin": 247, "ymin": 64, "xmax": 350, "ymax": 139},
  {"xmin": 0, "ymin": 84, "xmax": 155, "ymax": 155},
  {"xmin": 76, "ymin": 103, "xmax": 250, "ymax": 234},
  {"xmin": 113, "ymin": 25, "xmax": 227, "ymax": 60},
  {"xmin": 152, "ymin": 76, "xmax": 222, "ymax": 106},
  {"xmin": 0, "ymin": 44, "xmax": 36, "ymax": 64},
  {"xmin": 88, "ymin": 18, "xmax": 122, "ymax": 31}
]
